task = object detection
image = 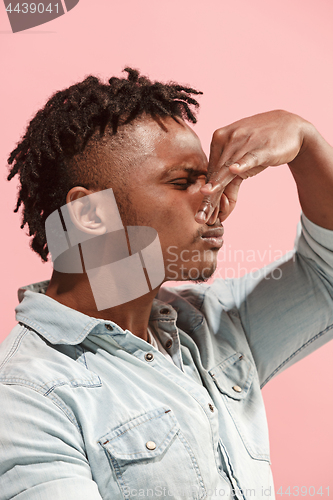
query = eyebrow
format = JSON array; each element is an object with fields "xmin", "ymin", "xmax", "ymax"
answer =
[{"xmin": 163, "ymin": 166, "xmax": 208, "ymax": 176}]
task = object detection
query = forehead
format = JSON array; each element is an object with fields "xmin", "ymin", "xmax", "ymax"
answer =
[{"xmin": 127, "ymin": 116, "xmax": 208, "ymax": 172}]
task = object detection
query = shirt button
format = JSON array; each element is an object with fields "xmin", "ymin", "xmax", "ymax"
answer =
[
  {"xmin": 160, "ymin": 308, "xmax": 170, "ymax": 314},
  {"xmin": 232, "ymin": 385, "xmax": 242, "ymax": 393},
  {"xmin": 105, "ymin": 324, "xmax": 113, "ymax": 331},
  {"xmin": 208, "ymin": 403, "xmax": 214, "ymax": 412},
  {"xmin": 146, "ymin": 441, "xmax": 156, "ymax": 450},
  {"xmin": 165, "ymin": 339, "xmax": 172, "ymax": 349},
  {"xmin": 145, "ymin": 352, "xmax": 154, "ymax": 362}
]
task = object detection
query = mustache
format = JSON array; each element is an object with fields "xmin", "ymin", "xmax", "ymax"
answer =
[
  {"xmin": 193, "ymin": 222, "xmax": 224, "ymax": 242},
  {"xmin": 198, "ymin": 222, "xmax": 223, "ymax": 236}
]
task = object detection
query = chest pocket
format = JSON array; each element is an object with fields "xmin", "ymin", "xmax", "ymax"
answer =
[
  {"xmin": 209, "ymin": 352, "xmax": 270, "ymax": 463},
  {"xmin": 99, "ymin": 407, "xmax": 206, "ymax": 500}
]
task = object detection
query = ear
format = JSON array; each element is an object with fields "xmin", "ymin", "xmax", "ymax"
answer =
[{"xmin": 66, "ymin": 187, "xmax": 107, "ymax": 236}]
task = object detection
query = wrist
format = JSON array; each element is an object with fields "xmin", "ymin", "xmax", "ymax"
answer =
[{"xmin": 288, "ymin": 119, "xmax": 318, "ymax": 171}]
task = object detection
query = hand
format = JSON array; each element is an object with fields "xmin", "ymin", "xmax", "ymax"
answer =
[{"xmin": 195, "ymin": 110, "xmax": 306, "ymax": 224}]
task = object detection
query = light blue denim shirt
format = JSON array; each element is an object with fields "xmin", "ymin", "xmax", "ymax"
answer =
[{"xmin": 0, "ymin": 214, "xmax": 333, "ymax": 500}]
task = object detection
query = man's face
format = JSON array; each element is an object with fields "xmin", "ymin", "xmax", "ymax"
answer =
[{"xmin": 104, "ymin": 116, "xmax": 224, "ymax": 282}]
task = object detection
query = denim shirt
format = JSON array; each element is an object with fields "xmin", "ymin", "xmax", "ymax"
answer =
[{"xmin": 0, "ymin": 214, "xmax": 332, "ymax": 500}]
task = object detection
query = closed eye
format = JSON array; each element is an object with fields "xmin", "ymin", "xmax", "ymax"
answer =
[
  {"xmin": 171, "ymin": 179, "xmax": 190, "ymax": 187},
  {"xmin": 170, "ymin": 175, "xmax": 207, "ymax": 189}
]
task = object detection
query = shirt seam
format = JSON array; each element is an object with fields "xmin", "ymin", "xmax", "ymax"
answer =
[
  {"xmin": 260, "ymin": 322, "xmax": 333, "ymax": 388},
  {"xmin": 0, "ymin": 380, "xmax": 83, "ymax": 433},
  {"xmin": 103, "ymin": 409, "xmax": 173, "ymax": 443},
  {"xmin": 0, "ymin": 326, "xmax": 28, "ymax": 372},
  {"xmin": 195, "ymin": 287, "xmax": 207, "ymax": 312},
  {"xmin": 16, "ymin": 315, "xmax": 99, "ymax": 345}
]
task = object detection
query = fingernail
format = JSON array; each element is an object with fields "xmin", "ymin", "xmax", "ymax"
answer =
[
  {"xmin": 202, "ymin": 182, "xmax": 213, "ymax": 191},
  {"xmin": 195, "ymin": 211, "xmax": 207, "ymax": 222}
]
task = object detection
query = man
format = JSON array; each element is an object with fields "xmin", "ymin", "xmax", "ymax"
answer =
[{"xmin": 0, "ymin": 68, "xmax": 332, "ymax": 499}]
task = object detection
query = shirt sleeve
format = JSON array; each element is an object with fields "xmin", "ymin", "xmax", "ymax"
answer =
[
  {"xmin": 225, "ymin": 213, "xmax": 333, "ymax": 388},
  {"xmin": 0, "ymin": 383, "xmax": 103, "ymax": 500}
]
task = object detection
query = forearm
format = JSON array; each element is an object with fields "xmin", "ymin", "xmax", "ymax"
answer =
[{"xmin": 288, "ymin": 121, "xmax": 333, "ymax": 229}]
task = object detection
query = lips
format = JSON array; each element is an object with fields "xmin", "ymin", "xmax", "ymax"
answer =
[{"xmin": 201, "ymin": 226, "xmax": 224, "ymax": 248}]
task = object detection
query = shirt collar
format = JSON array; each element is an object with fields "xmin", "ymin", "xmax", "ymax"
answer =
[{"xmin": 15, "ymin": 280, "xmax": 178, "ymax": 345}]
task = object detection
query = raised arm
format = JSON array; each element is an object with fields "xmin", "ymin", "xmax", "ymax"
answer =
[{"xmin": 193, "ymin": 110, "xmax": 333, "ymax": 385}]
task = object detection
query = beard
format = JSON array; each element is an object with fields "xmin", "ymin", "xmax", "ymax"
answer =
[{"xmin": 182, "ymin": 261, "xmax": 217, "ymax": 283}]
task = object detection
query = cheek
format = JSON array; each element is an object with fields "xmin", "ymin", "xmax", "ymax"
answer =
[{"xmin": 119, "ymin": 184, "xmax": 204, "ymax": 231}]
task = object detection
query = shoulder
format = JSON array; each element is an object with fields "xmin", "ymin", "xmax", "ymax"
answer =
[{"xmin": 0, "ymin": 323, "xmax": 100, "ymax": 395}]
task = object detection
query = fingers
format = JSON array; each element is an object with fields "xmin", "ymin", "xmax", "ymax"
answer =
[
  {"xmin": 195, "ymin": 129, "xmax": 256, "ymax": 223},
  {"xmin": 205, "ymin": 194, "xmax": 229, "ymax": 226},
  {"xmin": 228, "ymin": 151, "xmax": 267, "ymax": 179},
  {"xmin": 195, "ymin": 121, "xmax": 273, "ymax": 224},
  {"xmin": 194, "ymin": 168, "xmax": 236, "ymax": 223},
  {"xmin": 194, "ymin": 195, "xmax": 219, "ymax": 223},
  {"xmin": 195, "ymin": 150, "xmax": 258, "ymax": 224},
  {"xmin": 196, "ymin": 136, "xmax": 238, "ymax": 223},
  {"xmin": 218, "ymin": 177, "xmax": 243, "ymax": 223},
  {"xmin": 203, "ymin": 177, "xmax": 243, "ymax": 225}
]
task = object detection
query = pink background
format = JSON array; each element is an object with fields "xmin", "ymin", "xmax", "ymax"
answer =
[{"xmin": 1, "ymin": 0, "xmax": 332, "ymax": 494}]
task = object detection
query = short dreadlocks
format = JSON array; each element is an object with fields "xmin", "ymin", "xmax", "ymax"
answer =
[{"xmin": 7, "ymin": 68, "xmax": 202, "ymax": 263}]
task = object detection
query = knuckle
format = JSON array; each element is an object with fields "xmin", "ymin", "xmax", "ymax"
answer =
[
  {"xmin": 224, "ymin": 158, "xmax": 237, "ymax": 167},
  {"xmin": 204, "ymin": 193, "xmax": 221, "ymax": 208},
  {"xmin": 230, "ymin": 128, "xmax": 252, "ymax": 142},
  {"xmin": 201, "ymin": 196, "xmax": 214, "ymax": 207},
  {"xmin": 246, "ymin": 151, "xmax": 259, "ymax": 163},
  {"xmin": 212, "ymin": 128, "xmax": 225, "ymax": 141},
  {"xmin": 230, "ymin": 128, "xmax": 247, "ymax": 141},
  {"xmin": 205, "ymin": 178, "xmax": 223, "ymax": 192},
  {"xmin": 230, "ymin": 129, "xmax": 240, "ymax": 140}
]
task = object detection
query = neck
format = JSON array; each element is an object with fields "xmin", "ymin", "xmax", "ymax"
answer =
[{"xmin": 45, "ymin": 270, "xmax": 160, "ymax": 341}]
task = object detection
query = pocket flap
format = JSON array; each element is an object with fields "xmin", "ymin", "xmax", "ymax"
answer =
[
  {"xmin": 99, "ymin": 407, "xmax": 178, "ymax": 461},
  {"xmin": 209, "ymin": 352, "xmax": 254, "ymax": 400}
]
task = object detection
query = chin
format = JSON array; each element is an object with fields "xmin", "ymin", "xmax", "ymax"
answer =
[{"xmin": 188, "ymin": 264, "xmax": 216, "ymax": 283}]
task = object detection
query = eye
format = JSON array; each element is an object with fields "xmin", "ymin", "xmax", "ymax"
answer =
[
  {"xmin": 170, "ymin": 175, "xmax": 207, "ymax": 189},
  {"xmin": 170, "ymin": 178, "xmax": 191, "ymax": 189},
  {"xmin": 172, "ymin": 179, "xmax": 190, "ymax": 186}
]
